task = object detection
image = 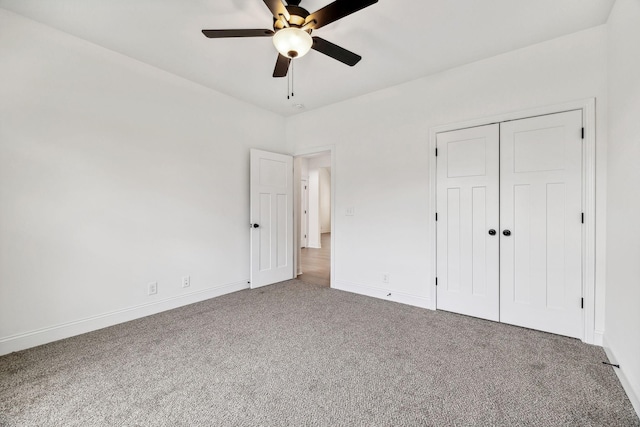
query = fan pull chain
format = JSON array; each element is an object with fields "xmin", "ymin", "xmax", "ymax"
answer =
[{"xmin": 285, "ymin": 59, "xmax": 296, "ymax": 100}]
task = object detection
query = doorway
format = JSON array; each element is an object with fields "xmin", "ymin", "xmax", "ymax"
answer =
[
  {"xmin": 436, "ymin": 110, "xmax": 585, "ymax": 339},
  {"xmin": 295, "ymin": 151, "xmax": 332, "ymax": 287}
]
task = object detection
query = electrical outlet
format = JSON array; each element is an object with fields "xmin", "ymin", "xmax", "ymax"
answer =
[
  {"xmin": 182, "ymin": 276, "xmax": 190, "ymax": 288},
  {"xmin": 382, "ymin": 273, "xmax": 390, "ymax": 284},
  {"xmin": 148, "ymin": 282, "xmax": 158, "ymax": 296}
]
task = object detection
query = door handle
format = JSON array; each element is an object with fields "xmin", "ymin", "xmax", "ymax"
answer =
[
  {"xmin": 251, "ymin": 224, "xmax": 260, "ymax": 228},
  {"xmin": 503, "ymin": 229, "xmax": 511, "ymax": 236},
  {"xmin": 488, "ymin": 229, "xmax": 496, "ymax": 236}
]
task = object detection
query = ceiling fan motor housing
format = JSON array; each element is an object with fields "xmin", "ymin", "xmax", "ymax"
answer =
[{"xmin": 274, "ymin": 6, "xmax": 311, "ymax": 30}]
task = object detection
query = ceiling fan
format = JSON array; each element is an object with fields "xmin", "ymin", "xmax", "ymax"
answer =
[{"xmin": 202, "ymin": 0, "xmax": 378, "ymax": 77}]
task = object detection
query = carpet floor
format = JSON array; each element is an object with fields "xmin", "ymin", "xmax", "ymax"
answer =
[{"xmin": 1, "ymin": 279, "xmax": 638, "ymax": 426}]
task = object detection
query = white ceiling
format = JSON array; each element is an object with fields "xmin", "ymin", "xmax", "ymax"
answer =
[{"xmin": 0, "ymin": 0, "xmax": 615, "ymax": 116}]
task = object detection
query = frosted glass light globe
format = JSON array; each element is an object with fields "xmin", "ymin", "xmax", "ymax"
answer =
[{"xmin": 273, "ymin": 28, "xmax": 313, "ymax": 59}]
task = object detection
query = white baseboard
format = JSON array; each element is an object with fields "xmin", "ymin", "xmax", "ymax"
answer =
[
  {"xmin": 603, "ymin": 338, "xmax": 640, "ymax": 418},
  {"xmin": 0, "ymin": 280, "xmax": 249, "ymax": 356},
  {"xmin": 332, "ymin": 280, "xmax": 434, "ymax": 310},
  {"xmin": 593, "ymin": 329, "xmax": 604, "ymax": 346}
]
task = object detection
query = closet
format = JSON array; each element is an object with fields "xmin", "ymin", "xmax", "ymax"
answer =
[{"xmin": 436, "ymin": 110, "xmax": 583, "ymax": 338}]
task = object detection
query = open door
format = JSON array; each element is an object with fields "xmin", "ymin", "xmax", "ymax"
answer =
[{"xmin": 250, "ymin": 149, "xmax": 294, "ymax": 288}]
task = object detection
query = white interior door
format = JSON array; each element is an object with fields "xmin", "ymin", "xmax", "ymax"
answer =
[
  {"xmin": 250, "ymin": 149, "xmax": 294, "ymax": 288},
  {"xmin": 500, "ymin": 111, "xmax": 583, "ymax": 338},
  {"xmin": 436, "ymin": 124, "xmax": 500, "ymax": 321}
]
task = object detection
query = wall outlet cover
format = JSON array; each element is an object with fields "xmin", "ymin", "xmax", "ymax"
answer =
[{"xmin": 148, "ymin": 282, "xmax": 158, "ymax": 295}]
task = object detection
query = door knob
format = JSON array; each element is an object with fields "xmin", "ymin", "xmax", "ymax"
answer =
[
  {"xmin": 488, "ymin": 229, "xmax": 496, "ymax": 236},
  {"xmin": 503, "ymin": 229, "xmax": 511, "ymax": 236},
  {"xmin": 252, "ymin": 224, "xmax": 260, "ymax": 228}
]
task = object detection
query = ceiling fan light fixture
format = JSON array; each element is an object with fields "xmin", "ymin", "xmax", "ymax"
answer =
[{"xmin": 273, "ymin": 27, "xmax": 313, "ymax": 59}]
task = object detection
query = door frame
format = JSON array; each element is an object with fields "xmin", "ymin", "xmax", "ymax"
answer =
[
  {"xmin": 293, "ymin": 145, "xmax": 336, "ymax": 287},
  {"xmin": 429, "ymin": 99, "xmax": 597, "ymax": 344}
]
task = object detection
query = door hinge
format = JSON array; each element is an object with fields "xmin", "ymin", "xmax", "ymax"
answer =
[
  {"xmin": 581, "ymin": 127, "xmax": 585, "ymax": 139},
  {"xmin": 581, "ymin": 213, "xmax": 584, "ymax": 224},
  {"xmin": 435, "ymin": 212, "xmax": 438, "ymax": 221},
  {"xmin": 581, "ymin": 298, "xmax": 584, "ymax": 309},
  {"xmin": 435, "ymin": 277, "xmax": 438, "ymax": 286},
  {"xmin": 435, "ymin": 148, "xmax": 438, "ymax": 157}
]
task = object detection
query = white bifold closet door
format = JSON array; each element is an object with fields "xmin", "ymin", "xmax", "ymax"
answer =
[
  {"xmin": 436, "ymin": 110, "xmax": 583, "ymax": 338},
  {"xmin": 500, "ymin": 110, "xmax": 583, "ymax": 338},
  {"xmin": 436, "ymin": 124, "xmax": 500, "ymax": 321}
]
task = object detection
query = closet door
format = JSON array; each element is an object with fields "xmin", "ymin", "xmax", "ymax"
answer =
[
  {"xmin": 436, "ymin": 124, "xmax": 500, "ymax": 321},
  {"xmin": 499, "ymin": 111, "xmax": 583, "ymax": 338}
]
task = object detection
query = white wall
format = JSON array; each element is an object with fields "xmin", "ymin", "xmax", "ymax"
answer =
[
  {"xmin": 305, "ymin": 154, "xmax": 331, "ymax": 248},
  {"xmin": 0, "ymin": 9, "xmax": 285, "ymax": 354},
  {"xmin": 308, "ymin": 154, "xmax": 331, "ymax": 170},
  {"xmin": 319, "ymin": 168, "xmax": 331, "ymax": 234},
  {"xmin": 307, "ymin": 169, "xmax": 321, "ymax": 248},
  {"xmin": 287, "ymin": 26, "xmax": 609, "ymax": 323},
  {"xmin": 604, "ymin": 0, "xmax": 640, "ymax": 414}
]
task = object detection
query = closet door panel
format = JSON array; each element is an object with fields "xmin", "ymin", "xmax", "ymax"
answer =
[
  {"xmin": 436, "ymin": 124, "xmax": 500, "ymax": 321},
  {"xmin": 499, "ymin": 110, "xmax": 583, "ymax": 339}
]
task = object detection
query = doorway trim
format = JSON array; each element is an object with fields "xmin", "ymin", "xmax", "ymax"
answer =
[
  {"xmin": 428, "ymin": 98, "xmax": 597, "ymax": 344},
  {"xmin": 293, "ymin": 145, "xmax": 336, "ymax": 288}
]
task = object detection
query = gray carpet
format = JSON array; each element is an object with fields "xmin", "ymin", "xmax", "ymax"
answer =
[{"xmin": 1, "ymin": 279, "xmax": 638, "ymax": 426}]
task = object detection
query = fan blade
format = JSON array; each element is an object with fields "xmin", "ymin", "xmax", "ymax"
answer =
[
  {"xmin": 312, "ymin": 37, "xmax": 361, "ymax": 66},
  {"xmin": 202, "ymin": 29, "xmax": 274, "ymax": 38},
  {"xmin": 263, "ymin": 0, "xmax": 290, "ymax": 21},
  {"xmin": 273, "ymin": 54, "xmax": 291, "ymax": 77},
  {"xmin": 305, "ymin": 0, "xmax": 378, "ymax": 30}
]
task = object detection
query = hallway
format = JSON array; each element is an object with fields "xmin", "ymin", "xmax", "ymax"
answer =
[{"xmin": 298, "ymin": 233, "xmax": 330, "ymax": 287}]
